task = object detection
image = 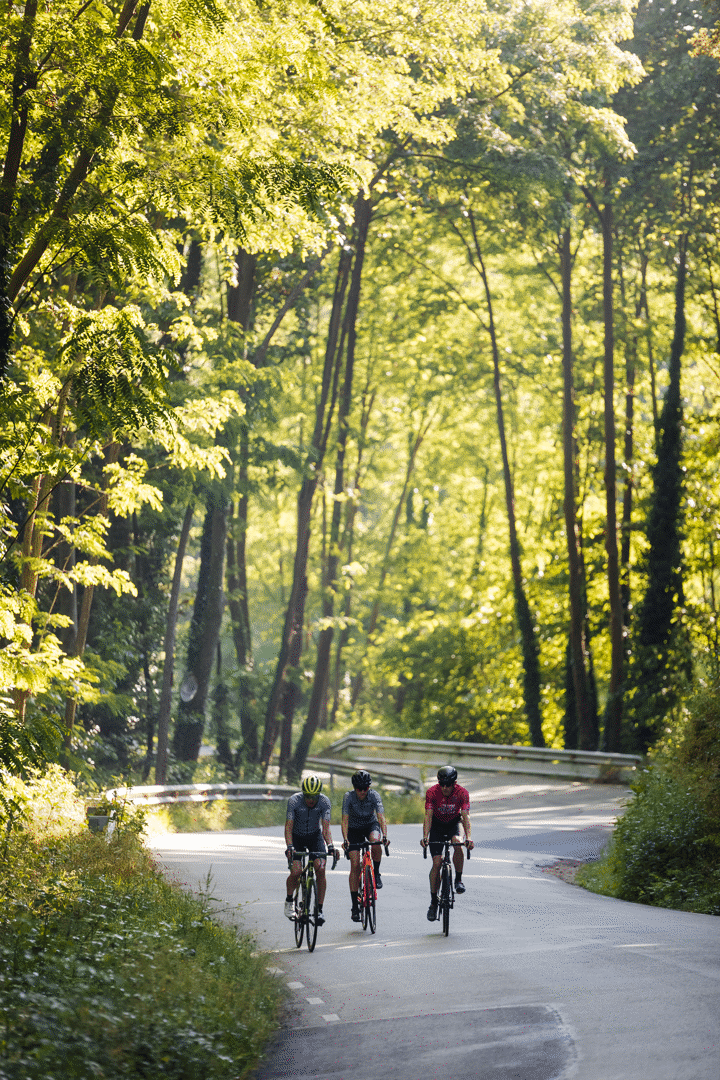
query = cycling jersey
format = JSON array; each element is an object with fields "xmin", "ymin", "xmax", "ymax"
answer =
[
  {"xmin": 425, "ymin": 782, "xmax": 470, "ymax": 823},
  {"xmin": 428, "ymin": 817, "xmax": 462, "ymax": 858},
  {"xmin": 342, "ymin": 788, "xmax": 384, "ymax": 829},
  {"xmin": 286, "ymin": 792, "xmax": 331, "ymax": 836}
]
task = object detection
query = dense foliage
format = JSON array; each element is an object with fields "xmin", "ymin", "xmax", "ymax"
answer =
[
  {"xmin": 2, "ymin": 0, "xmax": 720, "ymax": 795},
  {"xmin": 578, "ymin": 684, "xmax": 720, "ymax": 914},
  {"xmin": 0, "ymin": 768, "xmax": 283, "ymax": 1079}
]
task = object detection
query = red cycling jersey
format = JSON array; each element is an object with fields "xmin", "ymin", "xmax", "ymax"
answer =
[{"xmin": 425, "ymin": 782, "xmax": 470, "ymax": 823}]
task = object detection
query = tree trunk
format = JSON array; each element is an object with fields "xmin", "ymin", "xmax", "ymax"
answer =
[
  {"xmin": 290, "ymin": 196, "xmax": 372, "ymax": 781},
  {"xmin": 597, "ymin": 200, "xmax": 623, "ymax": 753},
  {"xmin": 155, "ymin": 500, "xmax": 194, "ymax": 783},
  {"xmin": 173, "ymin": 492, "xmax": 228, "ymax": 762},
  {"xmin": 227, "ymin": 250, "xmax": 256, "ymax": 329},
  {"xmin": 213, "ymin": 641, "xmax": 234, "ymax": 770},
  {"xmin": 560, "ymin": 228, "xmax": 595, "ymax": 750},
  {"xmin": 469, "ymin": 213, "xmax": 544, "ymax": 747},
  {"xmin": 629, "ymin": 232, "xmax": 690, "ymax": 751},
  {"xmin": 259, "ymin": 228, "xmax": 355, "ymax": 772},
  {"xmin": 350, "ymin": 414, "xmax": 432, "ymax": 708}
]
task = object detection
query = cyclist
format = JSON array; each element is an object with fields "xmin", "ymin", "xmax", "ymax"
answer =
[
  {"xmin": 341, "ymin": 770, "xmax": 389, "ymax": 922},
  {"xmin": 421, "ymin": 765, "xmax": 474, "ymax": 922},
  {"xmin": 284, "ymin": 775, "xmax": 336, "ymax": 926}
]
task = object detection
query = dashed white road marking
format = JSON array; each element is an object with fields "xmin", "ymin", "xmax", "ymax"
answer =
[
  {"xmin": 322, "ymin": 1014, "xmax": 341, "ymax": 1022},
  {"xmin": 306, "ymin": 996, "xmax": 325, "ymax": 1004},
  {"xmin": 287, "ymin": 981, "xmax": 304, "ymax": 989},
  {"xmin": 265, "ymin": 966, "xmax": 284, "ymax": 975}
]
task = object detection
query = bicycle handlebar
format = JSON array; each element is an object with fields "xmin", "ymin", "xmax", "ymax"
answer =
[
  {"xmin": 286, "ymin": 847, "xmax": 339, "ymax": 869},
  {"xmin": 342, "ymin": 836, "xmax": 390, "ymax": 858},
  {"xmin": 421, "ymin": 838, "xmax": 472, "ymax": 859}
]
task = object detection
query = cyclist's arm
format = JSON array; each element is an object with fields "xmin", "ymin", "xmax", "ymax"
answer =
[
  {"xmin": 460, "ymin": 809, "xmax": 474, "ymax": 848},
  {"xmin": 423, "ymin": 805, "xmax": 433, "ymax": 842},
  {"xmin": 321, "ymin": 816, "xmax": 334, "ymax": 849},
  {"xmin": 377, "ymin": 811, "xmax": 389, "ymax": 839},
  {"xmin": 284, "ymin": 818, "xmax": 294, "ymax": 850},
  {"xmin": 341, "ymin": 812, "xmax": 349, "ymax": 844}
]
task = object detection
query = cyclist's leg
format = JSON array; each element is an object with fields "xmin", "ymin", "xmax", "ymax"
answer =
[
  {"xmin": 427, "ymin": 820, "xmax": 446, "ymax": 919},
  {"xmin": 368, "ymin": 824, "xmax": 383, "ymax": 886},
  {"xmin": 347, "ymin": 827, "xmax": 364, "ymax": 919},
  {"xmin": 286, "ymin": 833, "xmax": 306, "ymax": 914},
  {"xmin": 428, "ymin": 819, "xmax": 447, "ymax": 891},
  {"xmin": 449, "ymin": 819, "xmax": 466, "ymax": 889}
]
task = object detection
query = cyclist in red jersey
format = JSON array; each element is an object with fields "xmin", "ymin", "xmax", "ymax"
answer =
[{"xmin": 421, "ymin": 765, "xmax": 474, "ymax": 921}]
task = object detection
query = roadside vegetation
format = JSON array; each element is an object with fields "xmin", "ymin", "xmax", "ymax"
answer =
[
  {"xmin": 577, "ymin": 685, "xmax": 720, "ymax": 916},
  {"xmin": 0, "ymin": 768, "xmax": 284, "ymax": 1080}
]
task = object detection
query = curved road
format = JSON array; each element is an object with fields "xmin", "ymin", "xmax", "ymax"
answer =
[{"xmin": 151, "ymin": 777, "xmax": 719, "ymax": 1080}]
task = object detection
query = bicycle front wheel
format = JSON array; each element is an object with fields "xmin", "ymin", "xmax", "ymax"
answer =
[
  {"xmin": 440, "ymin": 866, "xmax": 451, "ymax": 937},
  {"xmin": 360, "ymin": 865, "xmax": 370, "ymax": 931},
  {"xmin": 306, "ymin": 875, "xmax": 319, "ymax": 953},
  {"xmin": 294, "ymin": 884, "xmax": 305, "ymax": 948},
  {"xmin": 366, "ymin": 866, "xmax": 376, "ymax": 935}
]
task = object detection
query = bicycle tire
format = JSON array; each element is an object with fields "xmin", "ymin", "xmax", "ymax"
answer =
[
  {"xmin": 365, "ymin": 865, "xmax": 376, "ymax": 934},
  {"xmin": 306, "ymin": 874, "xmax": 319, "ymax": 953},
  {"xmin": 440, "ymin": 864, "xmax": 451, "ymax": 937},
  {"xmin": 294, "ymin": 883, "xmax": 305, "ymax": 948},
  {"xmin": 361, "ymin": 865, "xmax": 369, "ymax": 931}
]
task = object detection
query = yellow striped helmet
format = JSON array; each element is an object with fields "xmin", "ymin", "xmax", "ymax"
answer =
[{"xmin": 301, "ymin": 775, "xmax": 323, "ymax": 797}]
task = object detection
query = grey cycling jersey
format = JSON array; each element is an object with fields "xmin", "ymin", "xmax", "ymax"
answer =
[
  {"xmin": 341, "ymin": 788, "xmax": 384, "ymax": 829},
  {"xmin": 286, "ymin": 792, "xmax": 331, "ymax": 836}
]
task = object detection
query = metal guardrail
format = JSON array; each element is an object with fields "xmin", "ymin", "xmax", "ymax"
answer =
[
  {"xmin": 305, "ymin": 755, "xmax": 422, "ymax": 793},
  {"xmin": 322, "ymin": 734, "xmax": 643, "ymax": 783},
  {"xmin": 107, "ymin": 782, "xmax": 297, "ymax": 806}
]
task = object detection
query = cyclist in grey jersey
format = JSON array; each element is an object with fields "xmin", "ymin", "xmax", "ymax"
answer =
[
  {"xmin": 341, "ymin": 770, "xmax": 389, "ymax": 921},
  {"xmin": 284, "ymin": 776, "xmax": 335, "ymax": 923},
  {"xmin": 285, "ymin": 791, "xmax": 332, "ymax": 835}
]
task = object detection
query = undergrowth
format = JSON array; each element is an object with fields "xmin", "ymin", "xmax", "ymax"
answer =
[
  {"xmin": 578, "ymin": 685, "xmax": 720, "ymax": 916},
  {"xmin": 0, "ymin": 767, "xmax": 283, "ymax": 1080}
]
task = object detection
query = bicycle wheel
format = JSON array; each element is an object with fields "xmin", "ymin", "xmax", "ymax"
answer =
[
  {"xmin": 293, "ymin": 883, "xmax": 305, "ymax": 948},
  {"xmin": 306, "ymin": 874, "xmax": 319, "ymax": 953},
  {"xmin": 361, "ymin": 864, "xmax": 369, "ymax": 931},
  {"xmin": 365, "ymin": 865, "xmax": 376, "ymax": 935},
  {"xmin": 440, "ymin": 865, "xmax": 451, "ymax": 937}
]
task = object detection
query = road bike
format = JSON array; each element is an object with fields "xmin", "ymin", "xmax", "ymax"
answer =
[
  {"xmin": 287, "ymin": 846, "xmax": 338, "ymax": 952},
  {"xmin": 344, "ymin": 835, "xmax": 390, "ymax": 934},
  {"xmin": 423, "ymin": 836, "xmax": 471, "ymax": 937}
]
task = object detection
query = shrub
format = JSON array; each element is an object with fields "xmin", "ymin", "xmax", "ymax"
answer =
[{"xmin": 578, "ymin": 768, "xmax": 720, "ymax": 915}]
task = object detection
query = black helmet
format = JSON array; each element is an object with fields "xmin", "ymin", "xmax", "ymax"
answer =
[
  {"xmin": 437, "ymin": 765, "xmax": 457, "ymax": 786},
  {"xmin": 352, "ymin": 770, "xmax": 372, "ymax": 790}
]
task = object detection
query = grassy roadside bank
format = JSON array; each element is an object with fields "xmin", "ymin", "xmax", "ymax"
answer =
[{"xmin": 0, "ymin": 768, "xmax": 283, "ymax": 1080}]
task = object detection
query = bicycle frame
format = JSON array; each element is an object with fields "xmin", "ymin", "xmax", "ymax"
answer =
[
  {"xmin": 347, "ymin": 836, "xmax": 389, "ymax": 935},
  {"xmin": 423, "ymin": 836, "xmax": 471, "ymax": 937},
  {"xmin": 287, "ymin": 847, "xmax": 338, "ymax": 953}
]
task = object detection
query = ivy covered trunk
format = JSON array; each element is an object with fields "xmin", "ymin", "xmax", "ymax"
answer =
[{"xmin": 628, "ymin": 233, "xmax": 690, "ymax": 751}]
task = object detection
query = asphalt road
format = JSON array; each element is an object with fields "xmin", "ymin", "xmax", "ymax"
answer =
[{"xmin": 150, "ymin": 777, "xmax": 719, "ymax": 1080}]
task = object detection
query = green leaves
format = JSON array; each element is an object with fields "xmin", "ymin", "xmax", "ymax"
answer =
[{"xmin": 62, "ymin": 307, "xmax": 172, "ymax": 439}]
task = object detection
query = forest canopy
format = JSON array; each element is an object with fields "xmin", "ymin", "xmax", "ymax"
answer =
[{"xmin": 1, "ymin": 0, "xmax": 719, "ymax": 786}]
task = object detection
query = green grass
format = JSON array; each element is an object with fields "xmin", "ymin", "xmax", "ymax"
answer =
[
  {"xmin": 0, "ymin": 768, "xmax": 284, "ymax": 1080},
  {"xmin": 147, "ymin": 786, "xmax": 425, "ymax": 835}
]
